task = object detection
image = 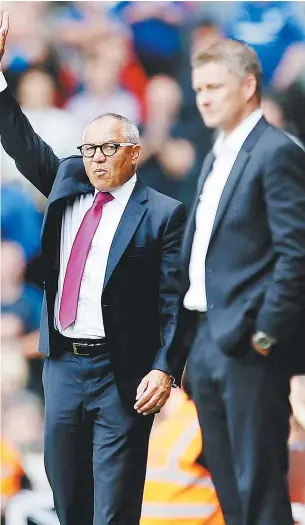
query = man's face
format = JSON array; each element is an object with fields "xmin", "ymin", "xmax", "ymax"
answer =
[
  {"xmin": 192, "ymin": 61, "xmax": 255, "ymax": 134},
  {"xmin": 82, "ymin": 117, "xmax": 141, "ymax": 191}
]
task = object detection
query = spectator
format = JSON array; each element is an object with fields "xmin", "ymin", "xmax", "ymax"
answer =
[
  {"xmin": 261, "ymin": 94, "xmax": 304, "ymax": 149},
  {"xmin": 1, "ymin": 184, "xmax": 42, "ymax": 262},
  {"xmin": 139, "ymin": 74, "xmax": 196, "ymax": 202},
  {"xmin": 1, "ymin": 1, "xmax": 75, "ymax": 102},
  {"xmin": 17, "ymin": 68, "xmax": 83, "ymax": 158},
  {"xmin": 111, "ymin": 1, "xmax": 189, "ymax": 78},
  {"xmin": 1, "ymin": 242, "xmax": 42, "ymax": 339},
  {"xmin": 65, "ymin": 44, "xmax": 140, "ymax": 129},
  {"xmin": 1, "ymin": 241, "xmax": 43, "ymax": 396},
  {"xmin": 2, "ymin": 391, "xmax": 44, "ymax": 456},
  {"xmin": 1, "ymin": 68, "xmax": 83, "ymax": 203},
  {"xmin": 223, "ymin": 1, "xmax": 305, "ymax": 87},
  {"xmin": 1, "ymin": 344, "xmax": 29, "ymax": 406}
]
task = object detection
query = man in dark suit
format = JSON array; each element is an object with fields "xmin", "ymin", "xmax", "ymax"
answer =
[
  {"xmin": 0, "ymin": 12, "xmax": 187, "ymax": 525},
  {"xmin": 178, "ymin": 39, "xmax": 305, "ymax": 525}
]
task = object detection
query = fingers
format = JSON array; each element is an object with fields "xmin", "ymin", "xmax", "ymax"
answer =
[
  {"xmin": 143, "ymin": 390, "xmax": 171, "ymax": 415},
  {"xmin": 136, "ymin": 377, "xmax": 149, "ymax": 401},
  {"xmin": 0, "ymin": 10, "xmax": 9, "ymax": 61},
  {"xmin": 140, "ymin": 391, "xmax": 171, "ymax": 416},
  {"xmin": 0, "ymin": 10, "xmax": 9, "ymax": 35},
  {"xmin": 135, "ymin": 385, "xmax": 171, "ymax": 415},
  {"xmin": 135, "ymin": 383, "xmax": 158, "ymax": 410}
]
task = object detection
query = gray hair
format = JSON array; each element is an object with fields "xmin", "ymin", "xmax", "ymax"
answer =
[
  {"xmin": 192, "ymin": 39, "xmax": 263, "ymax": 102},
  {"xmin": 83, "ymin": 113, "xmax": 140, "ymax": 143}
]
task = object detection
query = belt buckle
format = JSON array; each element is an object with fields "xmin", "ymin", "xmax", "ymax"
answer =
[{"xmin": 73, "ymin": 342, "xmax": 89, "ymax": 357}]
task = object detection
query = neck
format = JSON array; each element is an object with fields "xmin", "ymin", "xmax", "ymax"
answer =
[{"xmin": 222, "ymin": 103, "xmax": 260, "ymax": 137}]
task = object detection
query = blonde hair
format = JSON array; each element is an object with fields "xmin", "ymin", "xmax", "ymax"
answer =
[{"xmin": 192, "ymin": 39, "xmax": 263, "ymax": 102}]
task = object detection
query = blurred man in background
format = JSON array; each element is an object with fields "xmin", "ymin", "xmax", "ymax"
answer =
[{"xmin": 178, "ymin": 39, "xmax": 305, "ymax": 525}]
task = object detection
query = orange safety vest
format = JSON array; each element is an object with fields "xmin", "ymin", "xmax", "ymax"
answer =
[
  {"xmin": 1, "ymin": 438, "xmax": 25, "ymax": 498},
  {"xmin": 141, "ymin": 392, "xmax": 225, "ymax": 525}
]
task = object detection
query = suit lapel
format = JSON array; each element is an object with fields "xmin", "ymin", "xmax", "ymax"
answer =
[
  {"xmin": 209, "ymin": 116, "xmax": 269, "ymax": 244},
  {"xmin": 42, "ymin": 157, "xmax": 93, "ymax": 239},
  {"xmin": 103, "ymin": 180, "xmax": 148, "ymax": 291},
  {"xmin": 209, "ymin": 150, "xmax": 250, "ymax": 241}
]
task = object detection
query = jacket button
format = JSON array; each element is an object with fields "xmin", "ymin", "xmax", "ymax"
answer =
[{"xmin": 102, "ymin": 304, "xmax": 109, "ymax": 308}]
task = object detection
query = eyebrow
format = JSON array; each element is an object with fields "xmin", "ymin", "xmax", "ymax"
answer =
[{"xmin": 83, "ymin": 139, "xmax": 120, "ymax": 144}]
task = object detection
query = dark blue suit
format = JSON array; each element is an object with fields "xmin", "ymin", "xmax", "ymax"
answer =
[
  {"xmin": 0, "ymin": 87, "xmax": 187, "ymax": 525},
  {"xmin": 178, "ymin": 117, "xmax": 305, "ymax": 525}
]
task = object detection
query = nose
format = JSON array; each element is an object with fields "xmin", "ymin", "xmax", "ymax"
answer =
[
  {"xmin": 93, "ymin": 146, "xmax": 106, "ymax": 163},
  {"xmin": 197, "ymin": 90, "xmax": 211, "ymax": 107}
]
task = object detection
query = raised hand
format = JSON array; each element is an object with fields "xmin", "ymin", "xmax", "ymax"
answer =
[{"xmin": 0, "ymin": 10, "xmax": 9, "ymax": 64}]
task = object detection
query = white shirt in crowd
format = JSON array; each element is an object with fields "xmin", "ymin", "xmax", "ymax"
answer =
[{"xmin": 183, "ymin": 108, "xmax": 263, "ymax": 313}]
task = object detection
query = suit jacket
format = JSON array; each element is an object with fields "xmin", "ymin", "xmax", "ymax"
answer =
[
  {"xmin": 179, "ymin": 116, "xmax": 305, "ymax": 374},
  {"xmin": 0, "ymin": 88, "xmax": 187, "ymax": 402}
]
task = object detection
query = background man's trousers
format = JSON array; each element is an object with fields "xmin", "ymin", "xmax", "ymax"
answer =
[
  {"xmin": 43, "ymin": 348, "xmax": 153, "ymax": 525},
  {"xmin": 187, "ymin": 318, "xmax": 293, "ymax": 525}
]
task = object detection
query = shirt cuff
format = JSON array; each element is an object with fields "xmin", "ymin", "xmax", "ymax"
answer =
[
  {"xmin": 170, "ymin": 375, "xmax": 178, "ymax": 388},
  {"xmin": 0, "ymin": 71, "xmax": 8, "ymax": 92}
]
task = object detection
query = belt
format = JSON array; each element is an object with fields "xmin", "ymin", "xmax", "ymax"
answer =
[{"xmin": 54, "ymin": 332, "xmax": 108, "ymax": 356}]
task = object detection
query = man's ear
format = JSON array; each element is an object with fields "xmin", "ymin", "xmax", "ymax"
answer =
[{"xmin": 132, "ymin": 144, "xmax": 141, "ymax": 164}]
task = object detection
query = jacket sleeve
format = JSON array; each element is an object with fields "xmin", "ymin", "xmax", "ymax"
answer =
[
  {"xmin": 0, "ymin": 87, "xmax": 59, "ymax": 198},
  {"xmin": 256, "ymin": 140, "xmax": 305, "ymax": 342},
  {"xmin": 152, "ymin": 202, "xmax": 187, "ymax": 382}
]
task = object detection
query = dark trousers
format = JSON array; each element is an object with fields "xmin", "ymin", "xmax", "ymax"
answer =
[
  {"xmin": 42, "ymin": 349, "xmax": 154, "ymax": 525},
  {"xmin": 187, "ymin": 319, "xmax": 293, "ymax": 525}
]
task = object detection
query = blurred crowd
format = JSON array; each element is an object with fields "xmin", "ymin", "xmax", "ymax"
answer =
[{"xmin": 1, "ymin": 1, "xmax": 305, "ymax": 523}]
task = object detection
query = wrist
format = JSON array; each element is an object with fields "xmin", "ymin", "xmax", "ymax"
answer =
[{"xmin": 252, "ymin": 331, "xmax": 277, "ymax": 356}]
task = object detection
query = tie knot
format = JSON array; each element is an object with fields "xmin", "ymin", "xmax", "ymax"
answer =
[{"xmin": 94, "ymin": 191, "xmax": 114, "ymax": 210}]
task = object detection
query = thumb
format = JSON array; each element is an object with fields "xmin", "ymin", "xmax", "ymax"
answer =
[{"xmin": 136, "ymin": 377, "xmax": 149, "ymax": 400}]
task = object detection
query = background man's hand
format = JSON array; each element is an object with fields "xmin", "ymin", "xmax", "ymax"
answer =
[
  {"xmin": 134, "ymin": 369, "xmax": 172, "ymax": 416},
  {"xmin": 0, "ymin": 10, "xmax": 9, "ymax": 63}
]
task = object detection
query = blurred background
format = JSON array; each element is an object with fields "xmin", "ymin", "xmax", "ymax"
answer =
[{"xmin": 1, "ymin": 1, "xmax": 305, "ymax": 524}]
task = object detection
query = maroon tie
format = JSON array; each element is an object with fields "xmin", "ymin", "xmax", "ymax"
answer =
[{"xmin": 59, "ymin": 191, "xmax": 114, "ymax": 330}]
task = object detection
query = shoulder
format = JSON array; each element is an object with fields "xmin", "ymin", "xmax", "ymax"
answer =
[
  {"xmin": 259, "ymin": 124, "xmax": 304, "ymax": 155},
  {"xmin": 58, "ymin": 154, "xmax": 83, "ymax": 167},
  {"xmin": 146, "ymin": 185, "xmax": 185, "ymax": 213},
  {"xmin": 145, "ymin": 186, "xmax": 187, "ymax": 223},
  {"xmin": 255, "ymin": 123, "xmax": 305, "ymax": 168}
]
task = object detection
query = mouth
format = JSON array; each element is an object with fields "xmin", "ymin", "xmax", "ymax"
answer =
[{"xmin": 94, "ymin": 169, "xmax": 108, "ymax": 175}]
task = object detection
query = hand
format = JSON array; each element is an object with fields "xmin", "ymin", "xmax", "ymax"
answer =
[
  {"xmin": 251, "ymin": 335, "xmax": 270, "ymax": 357},
  {"xmin": 0, "ymin": 10, "xmax": 9, "ymax": 63},
  {"xmin": 134, "ymin": 370, "xmax": 172, "ymax": 416}
]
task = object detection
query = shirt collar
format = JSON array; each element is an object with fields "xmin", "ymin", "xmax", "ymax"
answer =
[
  {"xmin": 94, "ymin": 173, "xmax": 137, "ymax": 207},
  {"xmin": 213, "ymin": 108, "xmax": 263, "ymax": 157}
]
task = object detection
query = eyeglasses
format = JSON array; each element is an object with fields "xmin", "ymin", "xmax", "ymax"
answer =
[{"xmin": 77, "ymin": 142, "xmax": 136, "ymax": 158}]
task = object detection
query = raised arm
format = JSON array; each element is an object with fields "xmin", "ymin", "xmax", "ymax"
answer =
[{"xmin": 0, "ymin": 10, "xmax": 60, "ymax": 198}]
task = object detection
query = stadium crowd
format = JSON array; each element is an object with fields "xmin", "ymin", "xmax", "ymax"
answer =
[{"xmin": 1, "ymin": 1, "xmax": 305, "ymax": 524}]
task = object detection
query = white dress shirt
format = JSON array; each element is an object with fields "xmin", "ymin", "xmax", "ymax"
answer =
[
  {"xmin": 54, "ymin": 175, "xmax": 137, "ymax": 338},
  {"xmin": 184, "ymin": 109, "xmax": 263, "ymax": 312},
  {"xmin": 0, "ymin": 71, "xmax": 7, "ymax": 91}
]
